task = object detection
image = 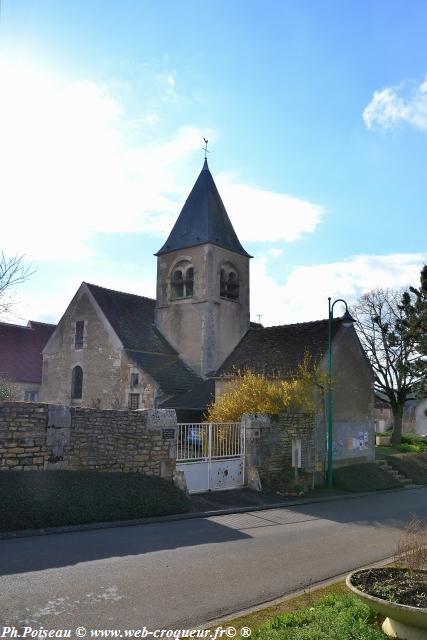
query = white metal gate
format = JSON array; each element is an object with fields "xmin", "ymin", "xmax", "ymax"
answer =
[{"xmin": 176, "ymin": 422, "xmax": 245, "ymax": 493}]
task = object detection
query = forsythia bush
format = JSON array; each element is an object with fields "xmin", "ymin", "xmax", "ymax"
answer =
[{"xmin": 206, "ymin": 353, "xmax": 327, "ymax": 422}]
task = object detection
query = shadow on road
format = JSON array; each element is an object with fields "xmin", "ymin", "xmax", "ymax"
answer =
[
  {"xmin": 0, "ymin": 517, "xmax": 250, "ymax": 576},
  {"xmin": 1, "ymin": 488, "xmax": 426, "ymax": 578}
]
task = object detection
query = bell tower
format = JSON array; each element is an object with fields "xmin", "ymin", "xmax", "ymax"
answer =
[{"xmin": 154, "ymin": 160, "xmax": 252, "ymax": 377}]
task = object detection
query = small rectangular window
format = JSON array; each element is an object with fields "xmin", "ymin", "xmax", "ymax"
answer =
[
  {"xmin": 24, "ymin": 391, "xmax": 38, "ymax": 401},
  {"xmin": 75, "ymin": 321, "xmax": 85, "ymax": 349},
  {"xmin": 128, "ymin": 393, "xmax": 139, "ymax": 410},
  {"xmin": 130, "ymin": 373, "xmax": 139, "ymax": 387}
]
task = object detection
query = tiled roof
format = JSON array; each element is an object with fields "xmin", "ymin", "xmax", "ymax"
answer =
[
  {"xmin": 155, "ymin": 160, "xmax": 252, "ymax": 257},
  {"xmin": 159, "ymin": 379, "xmax": 215, "ymax": 410},
  {"xmin": 126, "ymin": 350, "xmax": 202, "ymax": 396},
  {"xmin": 216, "ymin": 318, "xmax": 343, "ymax": 377},
  {"xmin": 0, "ymin": 320, "xmax": 56, "ymax": 384},
  {"xmin": 85, "ymin": 283, "xmax": 174, "ymax": 354},
  {"xmin": 85, "ymin": 283, "xmax": 203, "ymax": 394}
]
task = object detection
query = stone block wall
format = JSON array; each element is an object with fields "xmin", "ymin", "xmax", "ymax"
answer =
[
  {"xmin": 243, "ymin": 409, "xmax": 376, "ymax": 490},
  {"xmin": 0, "ymin": 402, "xmax": 177, "ymax": 478},
  {"xmin": 0, "ymin": 403, "xmax": 50, "ymax": 470},
  {"xmin": 242, "ymin": 412, "xmax": 321, "ymax": 489}
]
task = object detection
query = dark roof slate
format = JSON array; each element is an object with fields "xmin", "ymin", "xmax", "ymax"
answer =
[
  {"xmin": 216, "ymin": 318, "xmax": 343, "ymax": 377},
  {"xmin": 85, "ymin": 283, "xmax": 203, "ymax": 394},
  {"xmin": 0, "ymin": 320, "xmax": 56, "ymax": 384},
  {"xmin": 155, "ymin": 160, "xmax": 251, "ymax": 257},
  {"xmin": 126, "ymin": 350, "xmax": 201, "ymax": 396},
  {"xmin": 159, "ymin": 379, "xmax": 215, "ymax": 410},
  {"xmin": 85, "ymin": 283, "xmax": 174, "ymax": 354}
]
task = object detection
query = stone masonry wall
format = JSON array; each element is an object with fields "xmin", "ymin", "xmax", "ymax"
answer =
[
  {"xmin": 0, "ymin": 402, "xmax": 177, "ymax": 478},
  {"xmin": 242, "ymin": 412, "xmax": 319, "ymax": 489}
]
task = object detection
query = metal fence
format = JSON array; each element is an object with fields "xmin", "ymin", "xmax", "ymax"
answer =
[{"xmin": 177, "ymin": 422, "xmax": 243, "ymax": 462}]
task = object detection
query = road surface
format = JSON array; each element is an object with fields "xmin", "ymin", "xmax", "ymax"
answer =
[{"xmin": 1, "ymin": 488, "xmax": 427, "ymax": 632}]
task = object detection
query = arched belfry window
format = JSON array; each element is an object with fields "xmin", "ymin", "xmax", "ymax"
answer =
[
  {"xmin": 172, "ymin": 269, "xmax": 184, "ymax": 298},
  {"xmin": 171, "ymin": 263, "xmax": 194, "ymax": 299},
  {"xmin": 71, "ymin": 365, "xmax": 83, "ymax": 400},
  {"xmin": 220, "ymin": 266, "xmax": 239, "ymax": 300}
]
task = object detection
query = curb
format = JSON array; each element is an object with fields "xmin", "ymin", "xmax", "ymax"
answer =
[
  {"xmin": 200, "ymin": 555, "xmax": 396, "ymax": 629},
  {"xmin": 0, "ymin": 484, "xmax": 425, "ymax": 541}
]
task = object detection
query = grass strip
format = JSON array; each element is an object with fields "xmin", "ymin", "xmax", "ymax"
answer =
[
  {"xmin": 219, "ymin": 581, "xmax": 386, "ymax": 639},
  {"xmin": 333, "ymin": 463, "xmax": 401, "ymax": 492},
  {"xmin": 0, "ymin": 470, "xmax": 191, "ymax": 531}
]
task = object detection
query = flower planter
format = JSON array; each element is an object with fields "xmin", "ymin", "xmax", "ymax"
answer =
[{"xmin": 346, "ymin": 568, "xmax": 427, "ymax": 640}]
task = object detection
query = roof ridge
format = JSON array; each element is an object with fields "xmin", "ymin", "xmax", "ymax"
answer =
[
  {"xmin": 0, "ymin": 321, "xmax": 30, "ymax": 328},
  {"xmin": 84, "ymin": 282, "xmax": 155, "ymax": 303},
  {"xmin": 251, "ymin": 318, "xmax": 340, "ymax": 330},
  {"xmin": 28, "ymin": 320, "xmax": 57, "ymax": 327}
]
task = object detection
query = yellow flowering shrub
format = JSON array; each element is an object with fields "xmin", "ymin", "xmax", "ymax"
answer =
[{"xmin": 206, "ymin": 353, "xmax": 327, "ymax": 422}]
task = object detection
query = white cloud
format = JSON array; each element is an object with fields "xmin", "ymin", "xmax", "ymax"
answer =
[
  {"xmin": 251, "ymin": 253, "xmax": 427, "ymax": 326},
  {"xmin": 0, "ymin": 55, "xmax": 323, "ymax": 263},
  {"xmin": 140, "ymin": 113, "xmax": 160, "ymax": 125},
  {"xmin": 217, "ymin": 175, "xmax": 323, "ymax": 242},
  {"xmin": 363, "ymin": 76, "xmax": 427, "ymax": 130}
]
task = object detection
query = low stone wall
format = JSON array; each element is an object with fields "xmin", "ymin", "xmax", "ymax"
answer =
[
  {"xmin": 0, "ymin": 402, "xmax": 177, "ymax": 478},
  {"xmin": 242, "ymin": 411, "xmax": 375, "ymax": 489}
]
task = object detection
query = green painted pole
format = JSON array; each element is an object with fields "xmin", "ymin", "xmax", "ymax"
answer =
[{"xmin": 327, "ymin": 297, "xmax": 333, "ymax": 489}]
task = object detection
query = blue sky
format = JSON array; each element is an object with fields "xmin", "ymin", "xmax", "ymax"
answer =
[{"xmin": 1, "ymin": 0, "xmax": 426, "ymax": 326}]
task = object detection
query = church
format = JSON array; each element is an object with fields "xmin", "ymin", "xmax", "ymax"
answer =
[{"xmin": 41, "ymin": 159, "xmax": 374, "ymax": 435}]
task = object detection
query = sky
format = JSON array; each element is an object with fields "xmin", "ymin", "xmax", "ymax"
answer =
[{"xmin": 0, "ymin": 0, "xmax": 426, "ymax": 327}]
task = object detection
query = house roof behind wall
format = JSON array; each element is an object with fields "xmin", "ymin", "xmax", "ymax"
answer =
[
  {"xmin": 0, "ymin": 320, "xmax": 56, "ymax": 384},
  {"xmin": 126, "ymin": 350, "xmax": 202, "ymax": 396},
  {"xmin": 159, "ymin": 379, "xmax": 215, "ymax": 410},
  {"xmin": 216, "ymin": 318, "xmax": 343, "ymax": 378}
]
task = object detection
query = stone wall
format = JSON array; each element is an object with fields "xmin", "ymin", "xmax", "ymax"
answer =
[
  {"xmin": 243, "ymin": 412, "xmax": 321, "ymax": 490},
  {"xmin": 42, "ymin": 285, "xmax": 160, "ymax": 411},
  {"xmin": 0, "ymin": 402, "xmax": 177, "ymax": 478},
  {"xmin": 243, "ymin": 408, "xmax": 375, "ymax": 490}
]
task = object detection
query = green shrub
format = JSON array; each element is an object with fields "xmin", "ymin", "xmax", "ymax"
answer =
[
  {"xmin": 396, "ymin": 443, "xmax": 422, "ymax": 453},
  {"xmin": 401, "ymin": 433, "xmax": 427, "ymax": 449},
  {"xmin": 0, "ymin": 471, "xmax": 191, "ymax": 532},
  {"xmin": 334, "ymin": 463, "xmax": 401, "ymax": 492},
  {"xmin": 255, "ymin": 594, "xmax": 386, "ymax": 639}
]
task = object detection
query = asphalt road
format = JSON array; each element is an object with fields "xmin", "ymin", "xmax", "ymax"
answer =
[{"xmin": 1, "ymin": 487, "xmax": 427, "ymax": 633}]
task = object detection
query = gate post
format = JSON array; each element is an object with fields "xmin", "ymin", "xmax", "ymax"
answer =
[
  {"xmin": 241, "ymin": 413, "xmax": 272, "ymax": 491},
  {"xmin": 207, "ymin": 423, "xmax": 212, "ymax": 491}
]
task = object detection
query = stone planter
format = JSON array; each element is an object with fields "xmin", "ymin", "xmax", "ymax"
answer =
[
  {"xmin": 376, "ymin": 435, "xmax": 391, "ymax": 446},
  {"xmin": 346, "ymin": 569, "xmax": 427, "ymax": 640}
]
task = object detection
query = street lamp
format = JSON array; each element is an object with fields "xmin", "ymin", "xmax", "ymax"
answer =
[{"xmin": 327, "ymin": 297, "xmax": 356, "ymax": 489}]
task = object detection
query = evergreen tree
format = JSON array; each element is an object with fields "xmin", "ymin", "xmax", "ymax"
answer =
[{"xmin": 400, "ymin": 264, "xmax": 427, "ymax": 396}]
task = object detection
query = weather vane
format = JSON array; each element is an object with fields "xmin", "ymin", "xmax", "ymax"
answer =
[{"xmin": 203, "ymin": 138, "xmax": 210, "ymax": 159}]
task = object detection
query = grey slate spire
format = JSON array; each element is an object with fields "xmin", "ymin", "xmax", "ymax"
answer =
[{"xmin": 155, "ymin": 160, "xmax": 252, "ymax": 257}]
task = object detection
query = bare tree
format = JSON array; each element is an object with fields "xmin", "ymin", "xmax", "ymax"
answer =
[
  {"xmin": 0, "ymin": 252, "xmax": 34, "ymax": 316},
  {"xmin": 352, "ymin": 288, "xmax": 422, "ymax": 445}
]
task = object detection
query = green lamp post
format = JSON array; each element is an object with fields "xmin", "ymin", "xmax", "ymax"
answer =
[{"xmin": 327, "ymin": 297, "xmax": 356, "ymax": 489}]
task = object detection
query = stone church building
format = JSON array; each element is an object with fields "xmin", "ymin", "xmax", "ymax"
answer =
[{"xmin": 41, "ymin": 160, "xmax": 374, "ymax": 450}]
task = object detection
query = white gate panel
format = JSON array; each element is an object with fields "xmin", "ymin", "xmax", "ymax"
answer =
[
  {"xmin": 176, "ymin": 422, "xmax": 245, "ymax": 494},
  {"xmin": 209, "ymin": 458, "xmax": 243, "ymax": 491},
  {"xmin": 177, "ymin": 461, "xmax": 209, "ymax": 493}
]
